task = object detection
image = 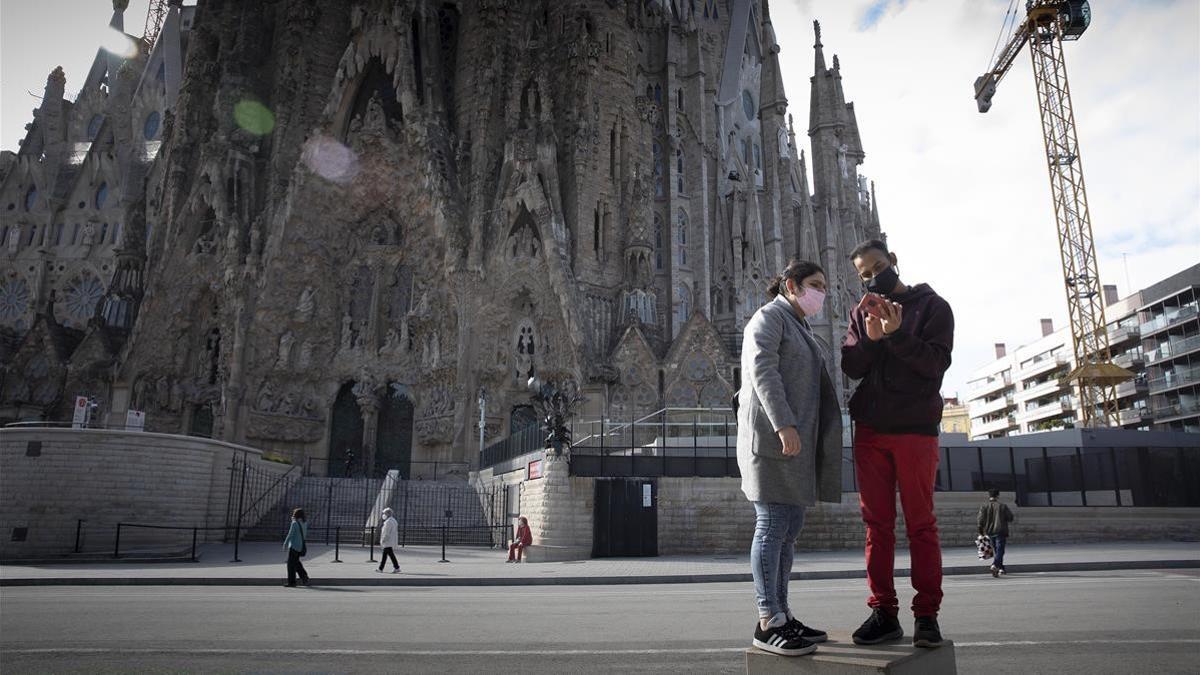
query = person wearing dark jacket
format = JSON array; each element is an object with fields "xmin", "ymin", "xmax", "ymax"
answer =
[
  {"xmin": 978, "ymin": 489, "xmax": 1015, "ymax": 577},
  {"xmin": 841, "ymin": 239, "xmax": 954, "ymax": 649}
]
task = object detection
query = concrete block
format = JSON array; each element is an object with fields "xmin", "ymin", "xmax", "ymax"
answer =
[{"xmin": 745, "ymin": 635, "xmax": 956, "ymax": 675}]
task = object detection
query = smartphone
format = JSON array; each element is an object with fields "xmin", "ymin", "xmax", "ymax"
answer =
[{"xmin": 859, "ymin": 293, "xmax": 888, "ymax": 319}]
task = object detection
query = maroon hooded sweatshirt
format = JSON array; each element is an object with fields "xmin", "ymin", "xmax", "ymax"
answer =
[{"xmin": 841, "ymin": 283, "xmax": 954, "ymax": 436}]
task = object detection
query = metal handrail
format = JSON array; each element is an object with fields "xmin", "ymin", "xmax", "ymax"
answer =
[{"xmin": 570, "ymin": 407, "xmax": 734, "ymax": 446}]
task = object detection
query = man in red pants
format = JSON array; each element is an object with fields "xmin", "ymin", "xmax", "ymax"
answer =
[{"xmin": 841, "ymin": 239, "xmax": 954, "ymax": 649}]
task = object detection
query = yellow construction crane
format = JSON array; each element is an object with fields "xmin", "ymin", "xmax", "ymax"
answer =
[{"xmin": 974, "ymin": 0, "xmax": 1131, "ymax": 428}]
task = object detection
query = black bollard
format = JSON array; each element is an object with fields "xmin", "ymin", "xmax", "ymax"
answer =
[
  {"xmin": 333, "ymin": 526, "xmax": 342, "ymax": 563},
  {"xmin": 369, "ymin": 525, "xmax": 376, "ymax": 562},
  {"xmin": 439, "ymin": 524, "xmax": 449, "ymax": 563},
  {"xmin": 191, "ymin": 528, "xmax": 198, "ymax": 562}
]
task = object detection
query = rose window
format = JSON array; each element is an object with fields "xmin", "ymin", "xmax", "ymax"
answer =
[
  {"xmin": 64, "ymin": 275, "xmax": 105, "ymax": 323},
  {"xmin": 0, "ymin": 277, "xmax": 31, "ymax": 325}
]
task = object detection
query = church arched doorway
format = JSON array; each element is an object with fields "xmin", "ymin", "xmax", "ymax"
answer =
[
  {"xmin": 376, "ymin": 383, "xmax": 414, "ymax": 478},
  {"xmin": 327, "ymin": 382, "xmax": 364, "ymax": 477}
]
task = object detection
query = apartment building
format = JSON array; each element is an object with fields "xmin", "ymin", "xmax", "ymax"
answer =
[{"xmin": 966, "ymin": 264, "xmax": 1199, "ymax": 439}]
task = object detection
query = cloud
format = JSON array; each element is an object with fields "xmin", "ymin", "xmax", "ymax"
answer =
[{"xmin": 773, "ymin": 0, "xmax": 1200, "ymax": 397}]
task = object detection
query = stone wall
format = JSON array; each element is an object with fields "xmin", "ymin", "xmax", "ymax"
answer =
[
  {"xmin": 473, "ymin": 464, "xmax": 1200, "ymax": 560},
  {"xmin": 0, "ymin": 428, "xmax": 293, "ymax": 559}
]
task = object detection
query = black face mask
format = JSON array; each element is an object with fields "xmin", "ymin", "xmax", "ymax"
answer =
[{"xmin": 866, "ymin": 265, "xmax": 900, "ymax": 296}]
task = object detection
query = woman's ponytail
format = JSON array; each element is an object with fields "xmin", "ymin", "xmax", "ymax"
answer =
[{"xmin": 768, "ymin": 260, "xmax": 824, "ymax": 299}]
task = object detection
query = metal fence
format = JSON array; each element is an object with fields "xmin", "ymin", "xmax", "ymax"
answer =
[
  {"xmin": 225, "ymin": 453, "xmax": 300, "ymax": 544},
  {"xmin": 564, "ymin": 408, "xmax": 1200, "ymax": 508},
  {"xmin": 379, "ymin": 481, "xmax": 509, "ymax": 547},
  {"xmin": 568, "ymin": 408, "xmax": 738, "ymax": 478},
  {"xmin": 480, "ymin": 423, "xmax": 545, "ymax": 468}
]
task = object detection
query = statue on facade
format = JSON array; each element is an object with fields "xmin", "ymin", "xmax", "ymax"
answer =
[
  {"xmin": 6, "ymin": 226, "xmax": 18, "ymax": 254},
  {"xmin": 296, "ymin": 286, "xmax": 316, "ymax": 322},
  {"xmin": 275, "ymin": 331, "xmax": 295, "ymax": 369},
  {"xmin": 81, "ymin": 221, "xmax": 98, "ymax": 249},
  {"xmin": 340, "ymin": 311, "xmax": 354, "ymax": 350}
]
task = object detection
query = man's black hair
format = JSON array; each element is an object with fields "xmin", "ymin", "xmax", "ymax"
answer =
[
  {"xmin": 849, "ymin": 238, "xmax": 889, "ymax": 261},
  {"xmin": 988, "ymin": 488, "xmax": 1000, "ymax": 499}
]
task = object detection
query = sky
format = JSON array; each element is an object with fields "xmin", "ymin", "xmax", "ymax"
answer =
[{"xmin": 2, "ymin": 0, "xmax": 1198, "ymax": 399}]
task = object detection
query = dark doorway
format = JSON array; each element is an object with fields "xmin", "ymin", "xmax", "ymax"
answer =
[
  {"xmin": 189, "ymin": 404, "xmax": 213, "ymax": 438},
  {"xmin": 592, "ymin": 478, "xmax": 658, "ymax": 557},
  {"xmin": 327, "ymin": 382, "xmax": 364, "ymax": 477},
  {"xmin": 510, "ymin": 404, "xmax": 537, "ymax": 434},
  {"xmin": 376, "ymin": 383, "xmax": 415, "ymax": 478}
]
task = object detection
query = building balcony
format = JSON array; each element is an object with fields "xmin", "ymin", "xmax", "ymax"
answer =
[
  {"xmin": 1112, "ymin": 351, "xmax": 1145, "ymax": 369},
  {"xmin": 1117, "ymin": 407, "xmax": 1154, "ymax": 426},
  {"xmin": 1141, "ymin": 304, "xmax": 1199, "ymax": 337},
  {"xmin": 1115, "ymin": 377, "xmax": 1149, "ymax": 399},
  {"xmin": 1017, "ymin": 399, "xmax": 1074, "ymax": 424},
  {"xmin": 1108, "ymin": 324, "xmax": 1141, "ymax": 346},
  {"xmin": 1152, "ymin": 400, "xmax": 1200, "ymax": 423},
  {"xmin": 1148, "ymin": 366, "xmax": 1200, "ymax": 395},
  {"xmin": 1147, "ymin": 334, "xmax": 1200, "ymax": 364},
  {"xmin": 968, "ymin": 373, "xmax": 1012, "ymax": 399},
  {"xmin": 969, "ymin": 393, "xmax": 1015, "ymax": 418},
  {"xmin": 1014, "ymin": 377, "xmax": 1067, "ymax": 403},
  {"xmin": 972, "ymin": 414, "xmax": 1017, "ymax": 437},
  {"xmin": 1016, "ymin": 355, "xmax": 1070, "ymax": 381}
]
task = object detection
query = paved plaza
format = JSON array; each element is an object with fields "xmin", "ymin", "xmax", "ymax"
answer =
[{"xmin": 3, "ymin": 541, "xmax": 1197, "ymax": 586}]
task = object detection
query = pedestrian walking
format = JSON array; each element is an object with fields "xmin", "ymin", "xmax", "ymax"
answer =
[
  {"xmin": 735, "ymin": 259, "xmax": 843, "ymax": 657},
  {"xmin": 284, "ymin": 508, "xmax": 309, "ymax": 587},
  {"xmin": 507, "ymin": 516, "xmax": 532, "ymax": 562},
  {"xmin": 377, "ymin": 507, "xmax": 400, "ymax": 573},
  {"xmin": 841, "ymin": 239, "xmax": 954, "ymax": 649},
  {"xmin": 978, "ymin": 488, "xmax": 1014, "ymax": 577}
]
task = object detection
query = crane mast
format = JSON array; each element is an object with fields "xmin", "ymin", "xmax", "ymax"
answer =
[
  {"xmin": 974, "ymin": 1, "xmax": 1130, "ymax": 429},
  {"xmin": 143, "ymin": 0, "xmax": 170, "ymax": 46}
]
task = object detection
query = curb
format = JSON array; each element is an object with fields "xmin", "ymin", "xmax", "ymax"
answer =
[{"xmin": 2, "ymin": 559, "xmax": 1196, "ymax": 587}]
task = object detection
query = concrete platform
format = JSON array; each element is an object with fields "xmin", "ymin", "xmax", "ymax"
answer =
[{"xmin": 746, "ymin": 634, "xmax": 955, "ymax": 674}]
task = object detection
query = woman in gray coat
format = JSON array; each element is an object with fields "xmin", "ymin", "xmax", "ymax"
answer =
[{"xmin": 736, "ymin": 260, "xmax": 843, "ymax": 656}]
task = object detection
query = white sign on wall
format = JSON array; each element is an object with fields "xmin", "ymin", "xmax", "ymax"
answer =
[
  {"xmin": 72, "ymin": 397, "xmax": 89, "ymax": 429},
  {"xmin": 125, "ymin": 410, "xmax": 146, "ymax": 432},
  {"xmin": 642, "ymin": 483, "xmax": 652, "ymax": 508}
]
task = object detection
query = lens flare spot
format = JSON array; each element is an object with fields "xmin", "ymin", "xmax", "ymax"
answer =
[
  {"xmin": 99, "ymin": 27, "xmax": 139, "ymax": 59},
  {"xmin": 301, "ymin": 135, "xmax": 360, "ymax": 184},
  {"xmin": 233, "ymin": 100, "xmax": 276, "ymax": 136}
]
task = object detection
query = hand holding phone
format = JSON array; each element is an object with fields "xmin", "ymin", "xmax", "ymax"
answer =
[{"xmin": 858, "ymin": 293, "xmax": 888, "ymax": 319}]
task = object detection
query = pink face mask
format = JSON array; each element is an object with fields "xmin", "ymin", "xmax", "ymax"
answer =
[{"xmin": 796, "ymin": 286, "xmax": 825, "ymax": 317}]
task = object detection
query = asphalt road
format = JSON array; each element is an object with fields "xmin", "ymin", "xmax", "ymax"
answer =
[{"xmin": 2, "ymin": 570, "xmax": 1198, "ymax": 674}]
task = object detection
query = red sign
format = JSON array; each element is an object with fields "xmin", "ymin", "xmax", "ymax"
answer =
[{"xmin": 527, "ymin": 459, "xmax": 543, "ymax": 480}]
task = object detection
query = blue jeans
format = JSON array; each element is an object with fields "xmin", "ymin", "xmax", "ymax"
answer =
[
  {"xmin": 752, "ymin": 502, "xmax": 807, "ymax": 619},
  {"xmin": 989, "ymin": 535, "xmax": 1007, "ymax": 569}
]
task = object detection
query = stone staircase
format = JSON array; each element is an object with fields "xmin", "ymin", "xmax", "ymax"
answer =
[
  {"xmin": 240, "ymin": 476, "xmax": 384, "ymax": 543},
  {"xmin": 378, "ymin": 478, "xmax": 500, "ymax": 547},
  {"xmin": 238, "ymin": 476, "xmax": 501, "ymax": 548}
]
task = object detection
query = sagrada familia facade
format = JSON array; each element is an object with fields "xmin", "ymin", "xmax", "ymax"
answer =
[{"xmin": 0, "ymin": 0, "xmax": 881, "ymax": 477}]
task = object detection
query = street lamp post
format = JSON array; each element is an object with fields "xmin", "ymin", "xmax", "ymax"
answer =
[{"xmin": 477, "ymin": 387, "xmax": 487, "ymax": 458}]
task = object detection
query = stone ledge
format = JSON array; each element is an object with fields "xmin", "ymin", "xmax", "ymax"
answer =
[
  {"xmin": 745, "ymin": 634, "xmax": 956, "ymax": 674},
  {"xmin": 521, "ymin": 544, "xmax": 592, "ymax": 563}
]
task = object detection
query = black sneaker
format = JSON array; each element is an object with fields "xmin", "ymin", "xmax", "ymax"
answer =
[
  {"xmin": 913, "ymin": 616, "xmax": 943, "ymax": 648},
  {"xmin": 753, "ymin": 621, "xmax": 817, "ymax": 656},
  {"xmin": 785, "ymin": 617, "xmax": 828, "ymax": 643},
  {"xmin": 852, "ymin": 608, "xmax": 904, "ymax": 645}
]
